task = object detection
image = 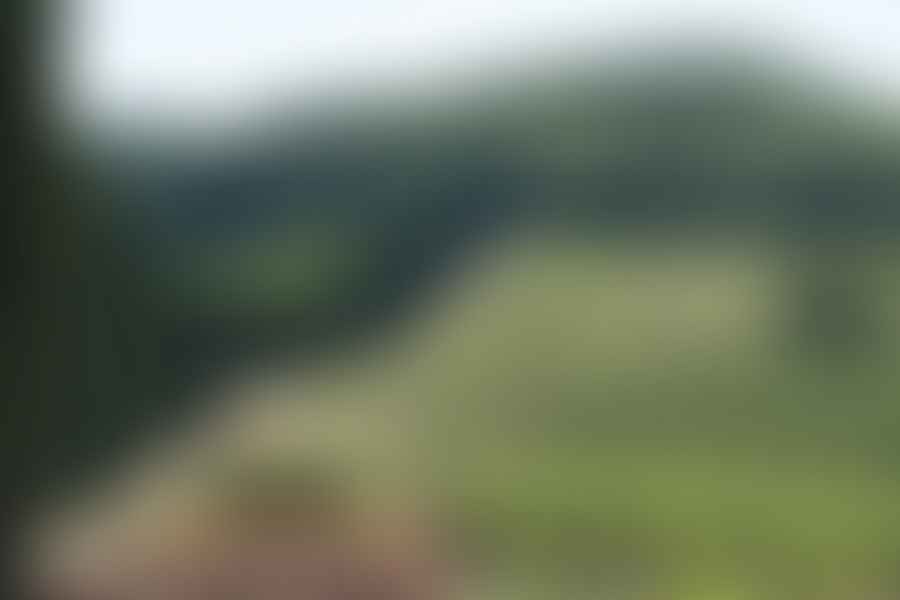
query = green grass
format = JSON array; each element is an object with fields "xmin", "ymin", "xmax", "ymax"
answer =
[
  {"xmin": 369, "ymin": 232, "xmax": 900, "ymax": 597},
  {"xmin": 73, "ymin": 231, "xmax": 900, "ymax": 599}
]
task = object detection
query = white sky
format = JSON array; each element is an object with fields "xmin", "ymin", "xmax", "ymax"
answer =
[{"xmin": 64, "ymin": 0, "xmax": 900, "ymax": 127}]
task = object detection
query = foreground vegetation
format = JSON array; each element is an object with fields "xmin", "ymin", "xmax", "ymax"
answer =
[{"xmin": 45, "ymin": 232, "xmax": 900, "ymax": 599}]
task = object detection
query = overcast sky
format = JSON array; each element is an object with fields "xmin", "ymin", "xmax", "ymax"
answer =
[{"xmin": 64, "ymin": 0, "xmax": 900, "ymax": 127}]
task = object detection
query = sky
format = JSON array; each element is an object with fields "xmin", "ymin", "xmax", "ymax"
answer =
[{"xmin": 63, "ymin": 0, "xmax": 900, "ymax": 128}]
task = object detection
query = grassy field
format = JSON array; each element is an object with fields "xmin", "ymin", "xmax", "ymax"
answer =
[
  {"xmin": 387, "ymin": 232, "xmax": 900, "ymax": 598},
  {"xmin": 39, "ymin": 231, "xmax": 900, "ymax": 599}
]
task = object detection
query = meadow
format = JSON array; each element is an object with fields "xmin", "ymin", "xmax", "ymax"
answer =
[{"xmin": 38, "ymin": 230, "xmax": 900, "ymax": 599}]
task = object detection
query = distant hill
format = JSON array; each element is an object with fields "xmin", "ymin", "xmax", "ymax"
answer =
[{"xmin": 73, "ymin": 41, "xmax": 900, "ymax": 396}]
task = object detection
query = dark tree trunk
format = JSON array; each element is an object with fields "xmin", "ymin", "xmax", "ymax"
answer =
[{"xmin": 4, "ymin": 1, "xmax": 97, "ymax": 595}]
